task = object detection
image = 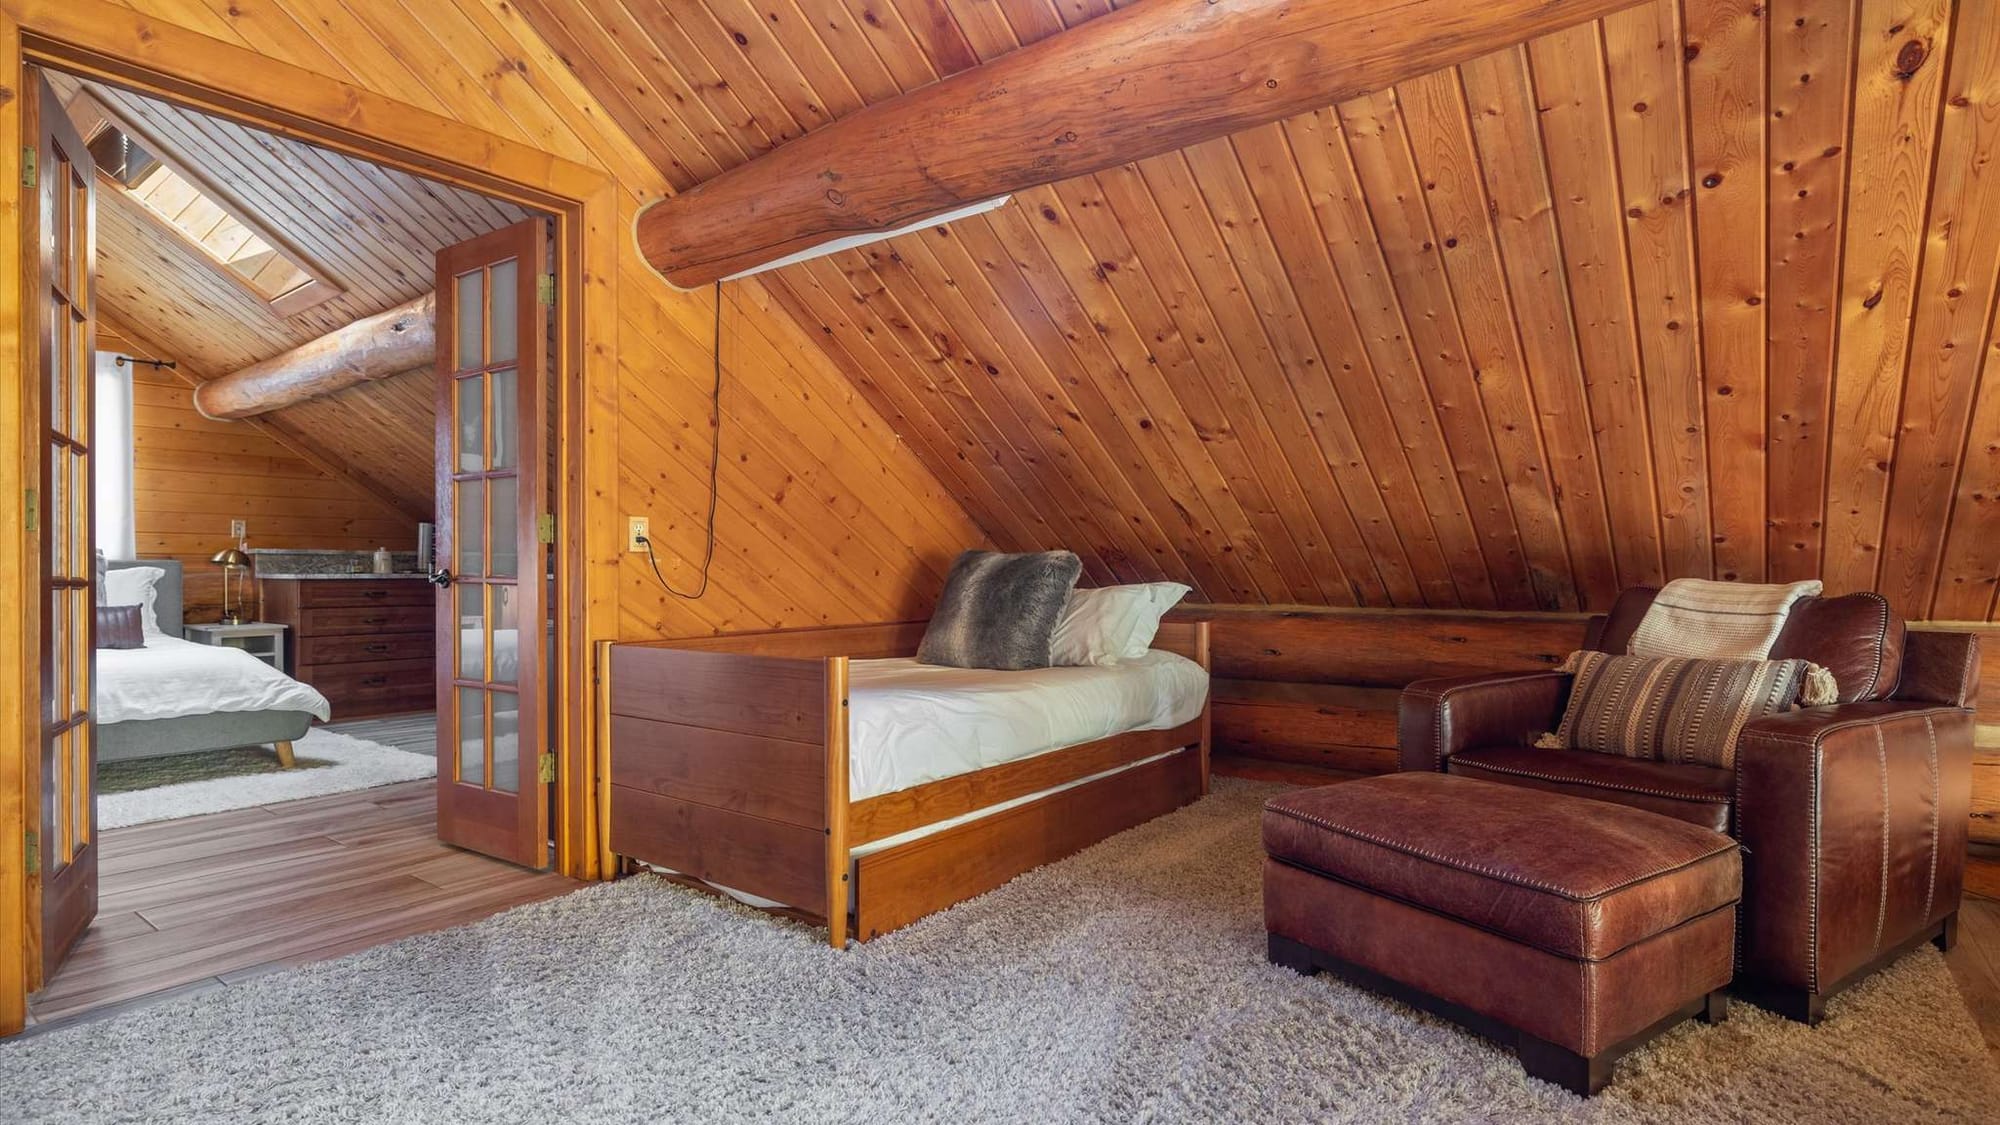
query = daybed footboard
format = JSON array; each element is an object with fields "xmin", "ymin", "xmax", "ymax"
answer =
[{"xmin": 604, "ymin": 620, "xmax": 1212, "ymax": 948}]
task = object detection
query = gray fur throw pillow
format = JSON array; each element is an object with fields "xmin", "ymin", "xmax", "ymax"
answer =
[{"xmin": 917, "ymin": 550, "xmax": 1083, "ymax": 670}]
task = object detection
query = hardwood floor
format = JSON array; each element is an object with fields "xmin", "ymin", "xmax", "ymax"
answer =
[
  {"xmin": 26, "ymin": 719, "xmax": 573, "ymax": 1031},
  {"xmin": 1212, "ymin": 754, "xmax": 2000, "ymax": 1062}
]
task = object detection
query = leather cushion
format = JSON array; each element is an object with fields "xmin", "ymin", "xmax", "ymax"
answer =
[
  {"xmin": 95, "ymin": 605, "xmax": 144, "ymax": 649},
  {"xmin": 1448, "ymin": 747, "xmax": 1733, "ymax": 832},
  {"xmin": 1769, "ymin": 592, "xmax": 1904, "ymax": 702},
  {"xmin": 1263, "ymin": 773, "xmax": 1740, "ymax": 960},
  {"xmin": 1589, "ymin": 587, "xmax": 1659, "ymax": 654}
]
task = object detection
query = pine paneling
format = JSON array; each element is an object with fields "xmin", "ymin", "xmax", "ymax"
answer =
[
  {"xmin": 60, "ymin": 0, "xmax": 985, "ymax": 642},
  {"xmin": 520, "ymin": 0, "xmax": 2000, "ymax": 621},
  {"xmin": 111, "ymin": 332, "xmax": 416, "ymax": 622}
]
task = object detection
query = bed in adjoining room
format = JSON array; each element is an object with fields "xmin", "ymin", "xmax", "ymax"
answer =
[
  {"xmin": 602, "ymin": 567, "xmax": 1212, "ymax": 948},
  {"xmin": 98, "ymin": 559, "xmax": 331, "ymax": 767}
]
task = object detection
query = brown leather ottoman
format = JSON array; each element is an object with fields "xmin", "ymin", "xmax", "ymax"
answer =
[{"xmin": 1264, "ymin": 772, "xmax": 1741, "ymax": 1095}]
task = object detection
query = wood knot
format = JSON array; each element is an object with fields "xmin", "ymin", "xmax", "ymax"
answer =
[
  {"xmin": 1701, "ymin": 172, "xmax": 1723, "ymax": 189},
  {"xmin": 1894, "ymin": 39, "xmax": 1929, "ymax": 81}
]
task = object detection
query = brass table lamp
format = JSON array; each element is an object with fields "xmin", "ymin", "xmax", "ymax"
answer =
[{"xmin": 211, "ymin": 547, "xmax": 251, "ymax": 624}]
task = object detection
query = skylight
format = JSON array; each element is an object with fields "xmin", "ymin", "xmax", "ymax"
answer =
[{"xmin": 82, "ymin": 115, "xmax": 342, "ymax": 317}]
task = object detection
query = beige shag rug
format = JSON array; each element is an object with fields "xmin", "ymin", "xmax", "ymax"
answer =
[{"xmin": 1, "ymin": 779, "xmax": 1994, "ymax": 1123}]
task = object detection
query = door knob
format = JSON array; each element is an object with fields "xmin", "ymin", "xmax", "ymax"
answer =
[{"xmin": 427, "ymin": 568, "xmax": 454, "ymax": 588}]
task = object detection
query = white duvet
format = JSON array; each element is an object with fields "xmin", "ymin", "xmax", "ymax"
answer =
[
  {"xmin": 96, "ymin": 635, "xmax": 332, "ymax": 725},
  {"xmin": 846, "ymin": 650, "xmax": 1208, "ymax": 800}
]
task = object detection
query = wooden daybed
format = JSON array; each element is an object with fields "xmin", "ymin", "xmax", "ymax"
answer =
[{"xmin": 599, "ymin": 620, "xmax": 1212, "ymax": 946}]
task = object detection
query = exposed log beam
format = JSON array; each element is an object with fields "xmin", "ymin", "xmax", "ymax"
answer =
[
  {"xmin": 635, "ymin": 0, "xmax": 1638, "ymax": 288},
  {"xmin": 193, "ymin": 293, "xmax": 435, "ymax": 419},
  {"xmin": 101, "ymin": 315, "xmax": 429, "ymax": 524}
]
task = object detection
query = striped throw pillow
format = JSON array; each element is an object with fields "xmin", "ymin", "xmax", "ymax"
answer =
[{"xmin": 1537, "ymin": 650, "xmax": 1813, "ymax": 771}]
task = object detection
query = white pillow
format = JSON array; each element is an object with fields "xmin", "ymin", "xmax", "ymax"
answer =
[
  {"xmin": 1049, "ymin": 582, "xmax": 1191, "ymax": 666},
  {"xmin": 101, "ymin": 566, "xmax": 166, "ymax": 636}
]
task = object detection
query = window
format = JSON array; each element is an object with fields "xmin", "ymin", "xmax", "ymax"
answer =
[
  {"xmin": 93, "ymin": 354, "xmax": 135, "ymax": 561},
  {"xmin": 81, "ymin": 114, "xmax": 343, "ymax": 317}
]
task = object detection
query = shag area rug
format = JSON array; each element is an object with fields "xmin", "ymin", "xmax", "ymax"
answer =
[
  {"xmin": 4, "ymin": 779, "xmax": 1994, "ymax": 1123},
  {"xmin": 97, "ymin": 745, "xmax": 331, "ymax": 794},
  {"xmin": 96, "ymin": 728, "xmax": 435, "ymax": 829}
]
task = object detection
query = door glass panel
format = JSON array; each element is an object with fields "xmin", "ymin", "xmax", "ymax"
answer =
[
  {"xmin": 490, "ymin": 368, "xmax": 517, "ymax": 469},
  {"xmin": 50, "ymin": 455, "xmax": 66, "ymax": 576},
  {"xmin": 457, "ymin": 585, "xmax": 485, "ymax": 682},
  {"xmin": 457, "ymin": 375, "xmax": 484, "ymax": 472},
  {"xmin": 50, "ymin": 591, "xmax": 65, "ymax": 726},
  {"xmin": 458, "ymin": 686, "xmax": 486, "ymax": 786},
  {"xmin": 492, "ymin": 692, "xmax": 519, "ymax": 794},
  {"xmin": 456, "ymin": 478, "xmax": 484, "ymax": 577},
  {"xmin": 490, "ymin": 476, "xmax": 518, "ymax": 578},
  {"xmin": 490, "ymin": 259, "xmax": 518, "ymax": 364},
  {"xmin": 491, "ymin": 583, "xmax": 518, "ymax": 686},
  {"xmin": 455, "ymin": 269, "xmax": 483, "ymax": 371}
]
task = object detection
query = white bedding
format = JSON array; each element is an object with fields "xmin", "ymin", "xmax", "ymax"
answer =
[
  {"xmin": 846, "ymin": 650, "xmax": 1208, "ymax": 801},
  {"xmin": 96, "ymin": 635, "xmax": 332, "ymax": 725}
]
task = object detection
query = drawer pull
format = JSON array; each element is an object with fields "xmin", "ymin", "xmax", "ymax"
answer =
[
  {"xmin": 364, "ymin": 643, "xmax": 391, "ymax": 654},
  {"xmin": 362, "ymin": 616, "xmax": 387, "ymax": 626},
  {"xmin": 361, "ymin": 675, "xmax": 389, "ymax": 687},
  {"xmin": 364, "ymin": 589, "xmax": 388, "ymax": 599}
]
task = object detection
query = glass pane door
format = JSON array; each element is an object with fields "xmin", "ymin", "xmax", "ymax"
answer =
[
  {"xmin": 34, "ymin": 70, "xmax": 99, "ymax": 985},
  {"xmin": 435, "ymin": 219, "xmax": 548, "ymax": 868}
]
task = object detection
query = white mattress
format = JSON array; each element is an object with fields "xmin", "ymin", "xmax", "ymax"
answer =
[
  {"xmin": 96, "ymin": 635, "xmax": 333, "ymax": 725},
  {"xmin": 846, "ymin": 650, "xmax": 1209, "ymax": 801}
]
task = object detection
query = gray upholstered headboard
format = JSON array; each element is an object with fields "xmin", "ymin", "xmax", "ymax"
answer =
[{"xmin": 106, "ymin": 558, "xmax": 183, "ymax": 636}]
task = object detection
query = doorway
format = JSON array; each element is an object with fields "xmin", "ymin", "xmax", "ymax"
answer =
[{"xmin": 16, "ymin": 64, "xmax": 573, "ymax": 1030}]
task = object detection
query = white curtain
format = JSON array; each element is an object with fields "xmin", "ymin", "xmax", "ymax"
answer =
[{"xmin": 94, "ymin": 354, "xmax": 136, "ymax": 560}]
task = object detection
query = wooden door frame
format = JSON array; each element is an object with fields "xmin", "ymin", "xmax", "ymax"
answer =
[{"xmin": 0, "ymin": 0, "xmax": 622, "ymax": 1035}]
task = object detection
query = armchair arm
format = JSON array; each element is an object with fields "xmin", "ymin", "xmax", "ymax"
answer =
[
  {"xmin": 1397, "ymin": 671, "xmax": 1572, "ymax": 773},
  {"xmin": 1733, "ymin": 702, "xmax": 1973, "ymax": 997}
]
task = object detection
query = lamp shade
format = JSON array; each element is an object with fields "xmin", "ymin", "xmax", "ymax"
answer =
[{"xmin": 210, "ymin": 548, "xmax": 251, "ymax": 568}]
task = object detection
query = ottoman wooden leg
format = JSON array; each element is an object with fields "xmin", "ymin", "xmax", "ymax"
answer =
[
  {"xmin": 1267, "ymin": 933, "xmax": 1319, "ymax": 976},
  {"xmin": 1935, "ymin": 912, "xmax": 1959, "ymax": 954},
  {"xmin": 1516, "ymin": 1035, "xmax": 1612, "ymax": 1098},
  {"xmin": 1699, "ymin": 990, "xmax": 1729, "ymax": 1025}
]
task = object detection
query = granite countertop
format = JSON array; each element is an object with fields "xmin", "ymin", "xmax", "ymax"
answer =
[{"xmin": 256, "ymin": 571, "xmax": 431, "ymax": 581}]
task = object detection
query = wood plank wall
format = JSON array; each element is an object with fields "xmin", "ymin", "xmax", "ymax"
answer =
[
  {"xmin": 93, "ymin": 0, "xmax": 988, "ymax": 642},
  {"xmin": 518, "ymin": 0, "xmax": 2000, "ymax": 622},
  {"xmin": 103, "ymin": 325, "xmax": 415, "ymax": 623}
]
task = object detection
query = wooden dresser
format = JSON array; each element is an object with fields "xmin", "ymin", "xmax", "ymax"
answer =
[{"xmin": 260, "ymin": 577, "xmax": 435, "ymax": 719}]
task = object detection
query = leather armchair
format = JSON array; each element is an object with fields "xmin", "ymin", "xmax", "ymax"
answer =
[{"xmin": 1397, "ymin": 589, "xmax": 1977, "ymax": 1023}]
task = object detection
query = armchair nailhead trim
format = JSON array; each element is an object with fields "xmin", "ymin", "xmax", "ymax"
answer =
[
  {"xmin": 1923, "ymin": 716, "xmax": 1940, "ymax": 928},
  {"xmin": 1872, "ymin": 727, "xmax": 1889, "ymax": 958}
]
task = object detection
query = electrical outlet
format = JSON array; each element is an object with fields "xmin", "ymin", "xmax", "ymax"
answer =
[
  {"xmin": 627, "ymin": 516, "xmax": 650, "ymax": 553},
  {"xmin": 230, "ymin": 519, "xmax": 247, "ymax": 541}
]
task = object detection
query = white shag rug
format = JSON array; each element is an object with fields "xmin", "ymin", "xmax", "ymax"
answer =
[
  {"xmin": 5, "ymin": 779, "xmax": 1996, "ymax": 1123},
  {"xmin": 96, "ymin": 728, "xmax": 436, "ymax": 829}
]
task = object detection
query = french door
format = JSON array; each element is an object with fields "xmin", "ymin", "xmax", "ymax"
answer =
[
  {"xmin": 31, "ymin": 70, "xmax": 99, "ymax": 984},
  {"xmin": 433, "ymin": 219, "xmax": 549, "ymax": 868}
]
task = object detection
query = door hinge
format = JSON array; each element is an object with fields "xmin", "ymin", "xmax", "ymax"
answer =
[
  {"xmin": 537, "ymin": 752, "xmax": 557, "ymax": 784},
  {"xmin": 537, "ymin": 273, "xmax": 556, "ymax": 305},
  {"xmin": 21, "ymin": 148, "xmax": 36, "ymax": 189},
  {"xmin": 24, "ymin": 488, "xmax": 36, "ymax": 533},
  {"xmin": 536, "ymin": 513, "xmax": 555, "ymax": 544},
  {"xmin": 24, "ymin": 830, "xmax": 38, "ymax": 873}
]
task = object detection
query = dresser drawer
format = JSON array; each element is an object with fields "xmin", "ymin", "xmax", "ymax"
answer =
[
  {"xmin": 299, "ymin": 632, "xmax": 436, "ymax": 666},
  {"xmin": 297, "ymin": 580, "xmax": 433, "ymax": 608},
  {"xmin": 300, "ymin": 658, "xmax": 435, "ymax": 715},
  {"xmin": 300, "ymin": 606, "xmax": 434, "ymax": 635}
]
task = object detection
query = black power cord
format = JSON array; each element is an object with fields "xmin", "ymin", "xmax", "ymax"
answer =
[{"xmin": 638, "ymin": 280, "xmax": 723, "ymax": 599}]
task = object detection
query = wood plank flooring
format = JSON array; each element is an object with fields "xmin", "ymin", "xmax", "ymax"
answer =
[
  {"xmin": 26, "ymin": 713, "xmax": 573, "ymax": 1031},
  {"xmin": 1212, "ymin": 755, "xmax": 2000, "ymax": 1063}
]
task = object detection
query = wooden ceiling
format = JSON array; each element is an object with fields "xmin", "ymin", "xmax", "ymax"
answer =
[
  {"xmin": 57, "ymin": 73, "xmax": 534, "ymax": 518},
  {"xmin": 519, "ymin": 0, "xmax": 2000, "ymax": 621}
]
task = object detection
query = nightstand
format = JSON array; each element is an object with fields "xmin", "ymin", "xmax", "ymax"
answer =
[{"xmin": 182, "ymin": 622, "xmax": 289, "ymax": 673}]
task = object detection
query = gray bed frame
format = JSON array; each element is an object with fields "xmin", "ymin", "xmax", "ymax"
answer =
[{"xmin": 98, "ymin": 558, "xmax": 315, "ymax": 765}]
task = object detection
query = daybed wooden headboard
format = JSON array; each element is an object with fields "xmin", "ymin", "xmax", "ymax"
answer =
[{"xmin": 627, "ymin": 618, "xmax": 1209, "ymax": 663}]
